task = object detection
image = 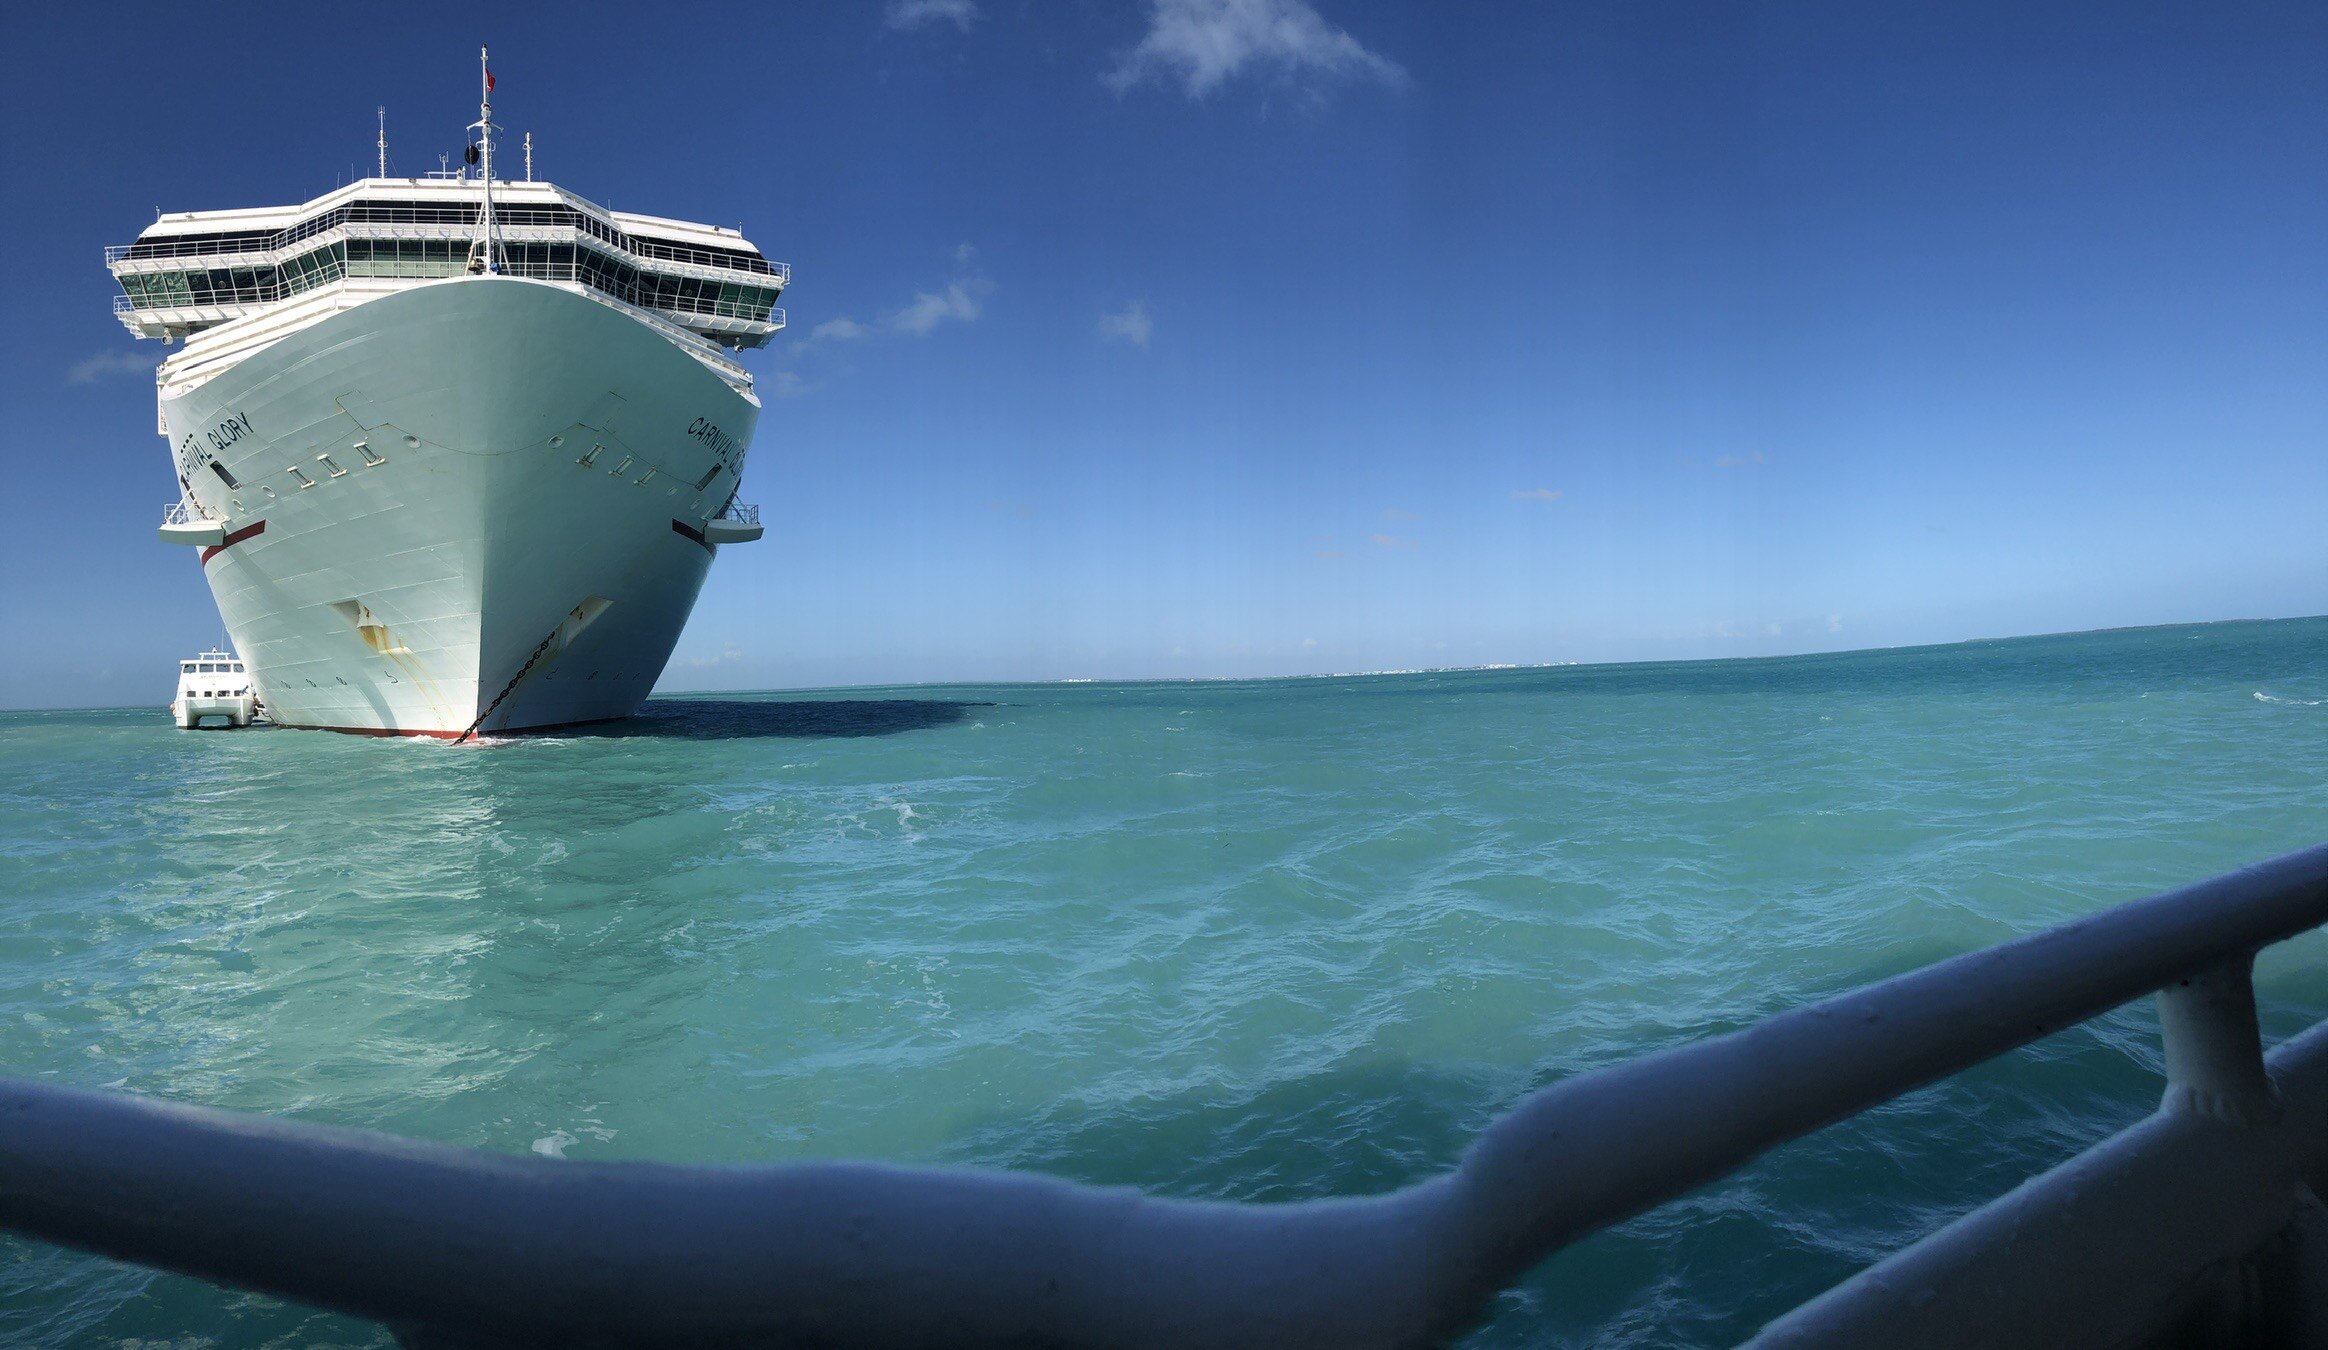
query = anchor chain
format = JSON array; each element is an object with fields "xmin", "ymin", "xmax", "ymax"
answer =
[{"xmin": 452, "ymin": 626, "xmax": 561, "ymax": 744}]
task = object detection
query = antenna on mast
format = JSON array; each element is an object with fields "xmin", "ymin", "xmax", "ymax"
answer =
[
  {"xmin": 468, "ymin": 46, "xmax": 502, "ymax": 273},
  {"xmin": 523, "ymin": 131, "xmax": 533, "ymax": 182},
  {"xmin": 377, "ymin": 107, "xmax": 388, "ymax": 178}
]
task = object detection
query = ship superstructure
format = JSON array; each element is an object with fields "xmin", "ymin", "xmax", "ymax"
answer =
[{"xmin": 112, "ymin": 53, "xmax": 782, "ymax": 736}]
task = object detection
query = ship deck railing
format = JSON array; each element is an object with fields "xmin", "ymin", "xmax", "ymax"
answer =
[
  {"xmin": 715, "ymin": 500, "xmax": 761, "ymax": 526},
  {"xmin": 117, "ymin": 264, "xmax": 785, "ymax": 344},
  {"xmin": 4, "ymin": 844, "xmax": 2326, "ymax": 1347},
  {"xmin": 114, "ymin": 236, "xmax": 788, "ymax": 320},
  {"xmin": 108, "ymin": 227, "xmax": 791, "ymax": 288}
]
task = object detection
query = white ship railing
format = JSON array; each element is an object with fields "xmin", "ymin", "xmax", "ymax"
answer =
[
  {"xmin": 113, "ymin": 229, "xmax": 787, "ymax": 335},
  {"xmin": 716, "ymin": 500, "xmax": 761, "ymax": 526},
  {"xmin": 161, "ymin": 499, "xmax": 217, "ymax": 526},
  {"xmin": 3, "ymin": 845, "xmax": 2325, "ymax": 1347},
  {"xmin": 109, "ymin": 231, "xmax": 789, "ymax": 287}
]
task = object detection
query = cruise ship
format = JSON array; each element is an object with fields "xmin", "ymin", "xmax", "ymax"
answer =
[{"xmin": 114, "ymin": 54, "xmax": 784, "ymax": 737}]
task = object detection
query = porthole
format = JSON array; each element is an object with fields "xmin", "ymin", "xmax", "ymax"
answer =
[
  {"xmin": 404, "ymin": 434, "xmax": 420, "ymax": 448},
  {"xmin": 549, "ymin": 435, "xmax": 566, "ymax": 448}
]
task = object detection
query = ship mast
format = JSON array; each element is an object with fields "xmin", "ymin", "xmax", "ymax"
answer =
[
  {"xmin": 377, "ymin": 107, "xmax": 387, "ymax": 178},
  {"xmin": 469, "ymin": 46, "xmax": 501, "ymax": 273}
]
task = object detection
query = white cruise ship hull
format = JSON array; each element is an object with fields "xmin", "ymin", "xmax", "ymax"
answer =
[{"xmin": 163, "ymin": 277, "xmax": 759, "ymax": 736}]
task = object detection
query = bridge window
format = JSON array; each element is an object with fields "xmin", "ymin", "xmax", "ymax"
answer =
[{"xmin": 345, "ymin": 237, "xmax": 466, "ymax": 279}]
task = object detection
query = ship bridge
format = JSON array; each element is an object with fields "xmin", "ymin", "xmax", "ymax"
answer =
[{"xmin": 107, "ymin": 178, "xmax": 787, "ymax": 350}]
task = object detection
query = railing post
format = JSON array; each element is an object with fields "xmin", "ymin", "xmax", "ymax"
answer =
[{"xmin": 2158, "ymin": 954, "xmax": 2281, "ymax": 1126}]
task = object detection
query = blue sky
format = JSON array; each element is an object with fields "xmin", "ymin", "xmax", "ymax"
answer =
[{"xmin": 1, "ymin": 1, "xmax": 2321, "ymax": 707}]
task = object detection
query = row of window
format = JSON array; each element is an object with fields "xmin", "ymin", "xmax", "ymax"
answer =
[
  {"xmin": 118, "ymin": 237, "xmax": 784, "ymax": 325},
  {"xmin": 126, "ymin": 200, "xmax": 779, "ymax": 276}
]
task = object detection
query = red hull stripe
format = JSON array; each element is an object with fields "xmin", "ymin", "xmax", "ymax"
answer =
[
  {"xmin": 285, "ymin": 712, "xmax": 629, "ymax": 740},
  {"xmin": 199, "ymin": 519, "xmax": 267, "ymax": 566},
  {"xmin": 308, "ymin": 724, "xmax": 468, "ymax": 739},
  {"xmin": 670, "ymin": 517, "xmax": 711, "ymax": 551}
]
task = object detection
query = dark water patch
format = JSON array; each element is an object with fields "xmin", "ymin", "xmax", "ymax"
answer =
[{"xmin": 563, "ymin": 696, "xmax": 991, "ymax": 740}]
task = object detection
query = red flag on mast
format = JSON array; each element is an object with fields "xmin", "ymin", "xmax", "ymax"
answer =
[{"xmin": 486, "ymin": 69, "xmax": 497, "ymax": 93}]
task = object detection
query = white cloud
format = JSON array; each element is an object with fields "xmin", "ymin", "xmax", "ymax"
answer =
[
  {"xmin": 886, "ymin": 0, "xmax": 978, "ymax": 31},
  {"xmin": 67, "ymin": 350, "xmax": 157, "ymax": 385},
  {"xmin": 1097, "ymin": 299, "xmax": 1153, "ymax": 347},
  {"xmin": 767, "ymin": 370, "xmax": 817, "ymax": 399},
  {"xmin": 1827, "ymin": 613, "xmax": 1844, "ymax": 633},
  {"xmin": 1369, "ymin": 533, "xmax": 1415, "ymax": 550},
  {"xmin": 811, "ymin": 316, "xmax": 870, "ymax": 342},
  {"xmin": 1511, "ymin": 487, "xmax": 1562, "ymax": 504},
  {"xmin": 1107, "ymin": 0, "xmax": 1408, "ymax": 99},
  {"xmin": 889, "ymin": 279, "xmax": 991, "ymax": 335},
  {"xmin": 954, "ymin": 242, "xmax": 979, "ymax": 265},
  {"xmin": 1301, "ymin": 637, "xmax": 1318, "ymax": 648}
]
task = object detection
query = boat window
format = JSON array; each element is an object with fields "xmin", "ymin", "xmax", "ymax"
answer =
[
  {"xmin": 211, "ymin": 461, "xmax": 240, "ymax": 489},
  {"xmin": 181, "ymin": 662, "xmax": 196, "ymax": 672}
]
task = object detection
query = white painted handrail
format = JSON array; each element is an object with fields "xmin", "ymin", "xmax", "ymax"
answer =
[{"xmin": 2, "ymin": 844, "xmax": 2324, "ymax": 1347}]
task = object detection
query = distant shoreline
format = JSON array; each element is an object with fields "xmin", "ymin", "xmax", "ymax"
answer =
[
  {"xmin": 656, "ymin": 612, "xmax": 2325, "ymax": 698},
  {"xmin": 8, "ymin": 613, "xmax": 2321, "ymax": 715}
]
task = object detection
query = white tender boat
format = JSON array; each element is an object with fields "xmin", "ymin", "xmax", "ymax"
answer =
[{"xmin": 172, "ymin": 649, "xmax": 260, "ymax": 729}]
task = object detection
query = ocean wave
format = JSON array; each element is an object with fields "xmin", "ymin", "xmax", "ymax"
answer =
[{"xmin": 2, "ymin": 620, "xmax": 2324, "ymax": 1349}]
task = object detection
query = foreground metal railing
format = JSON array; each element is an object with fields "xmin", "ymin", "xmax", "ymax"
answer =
[{"xmin": 4, "ymin": 845, "xmax": 2325, "ymax": 1347}]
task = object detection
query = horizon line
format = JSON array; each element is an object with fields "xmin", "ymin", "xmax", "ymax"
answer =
[{"xmin": 5, "ymin": 612, "xmax": 2319, "ymax": 716}]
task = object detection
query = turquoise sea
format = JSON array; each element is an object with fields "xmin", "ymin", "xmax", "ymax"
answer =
[{"xmin": 3, "ymin": 617, "xmax": 2325, "ymax": 1346}]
